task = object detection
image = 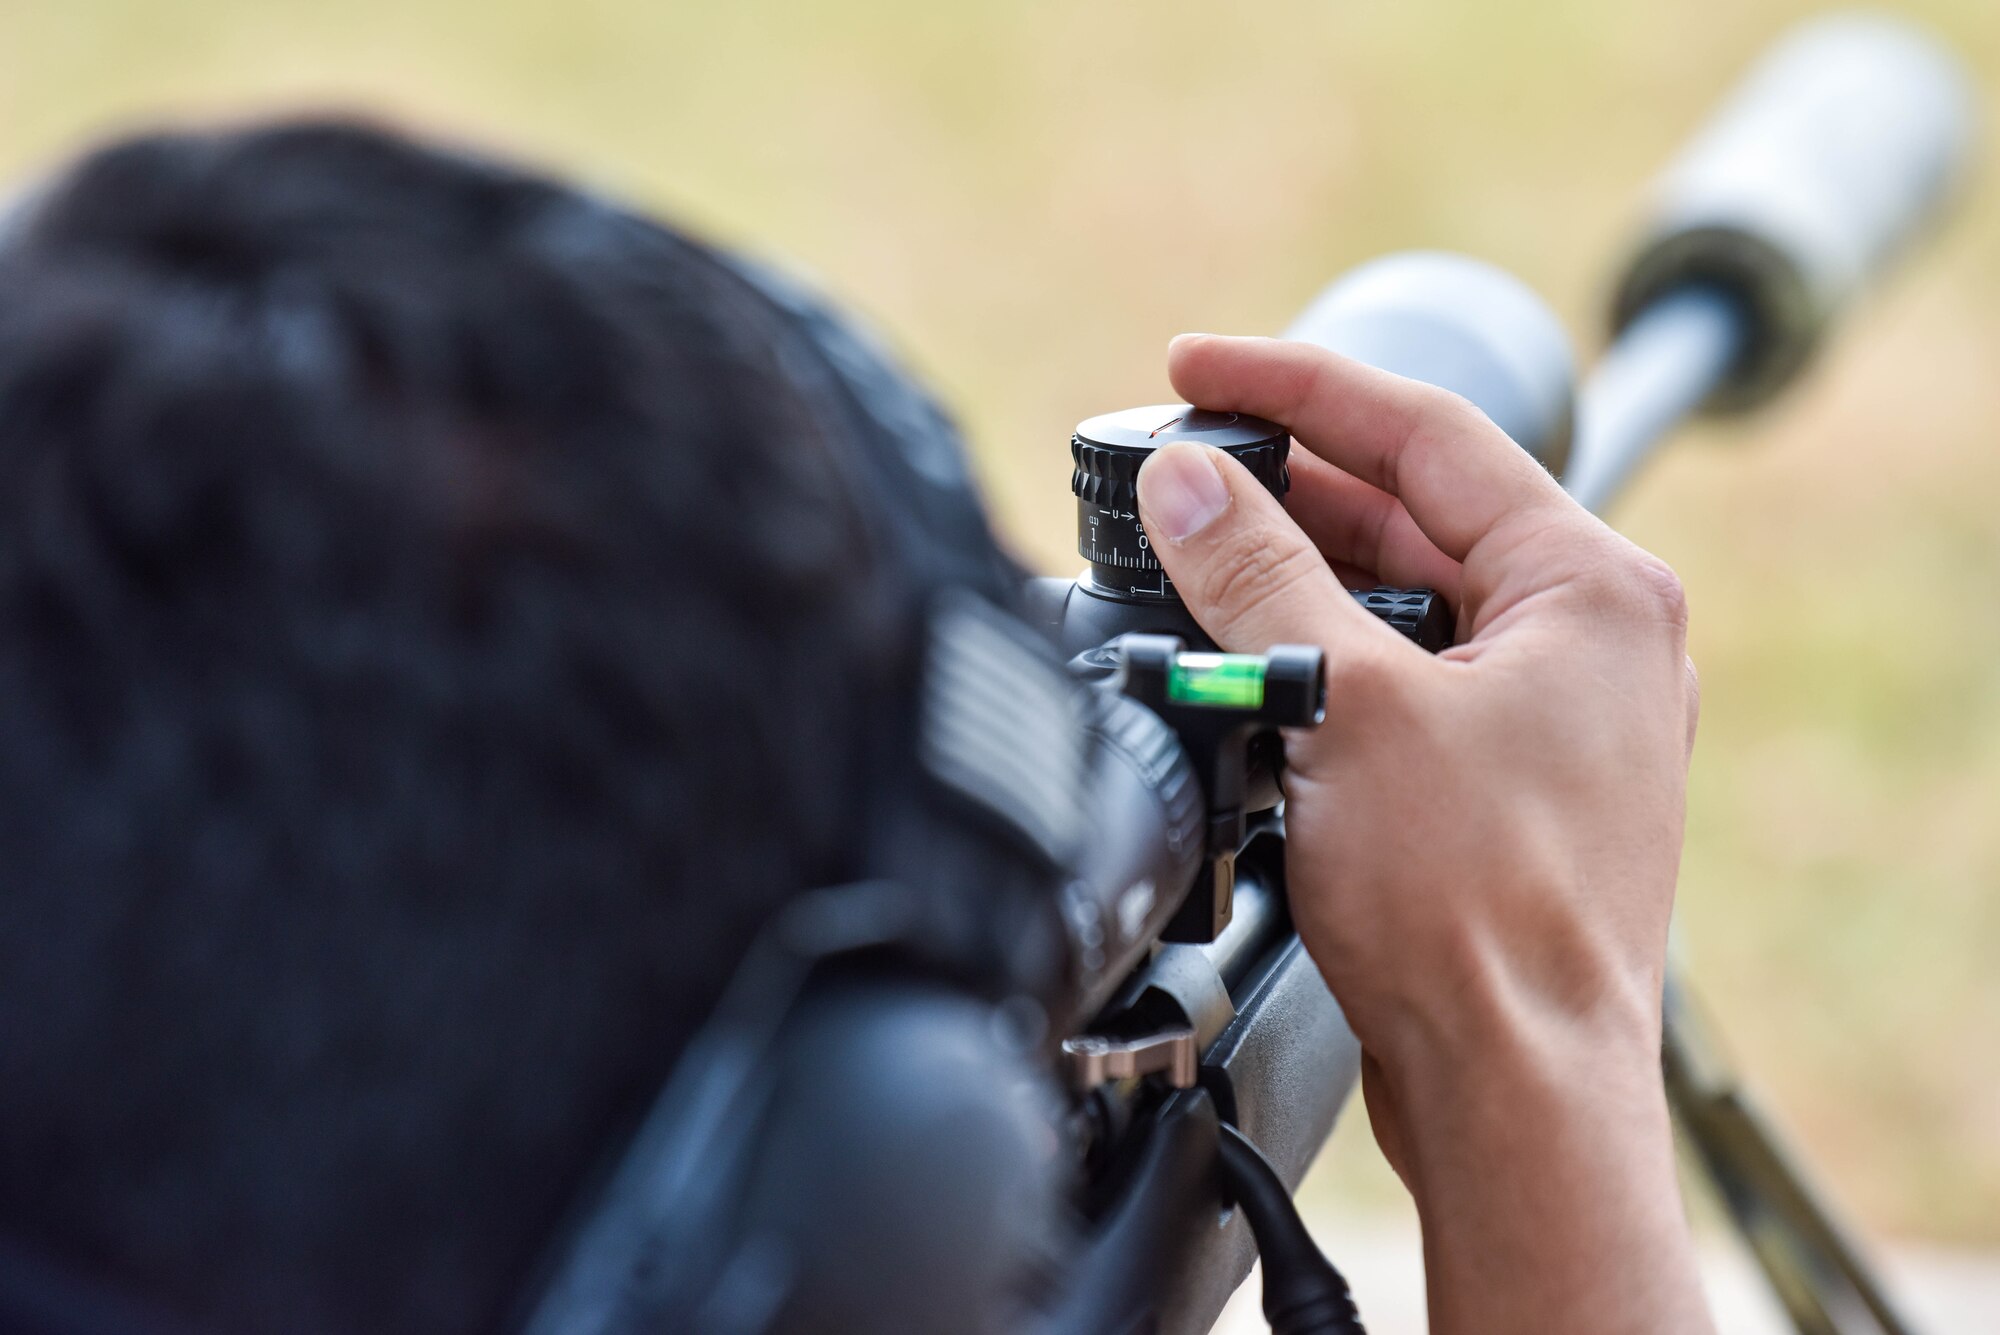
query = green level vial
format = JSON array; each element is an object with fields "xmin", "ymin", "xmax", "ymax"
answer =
[{"xmin": 1165, "ymin": 653, "xmax": 1267, "ymax": 710}]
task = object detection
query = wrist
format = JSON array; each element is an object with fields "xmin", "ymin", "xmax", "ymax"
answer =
[
  {"xmin": 1384, "ymin": 990, "xmax": 1670, "ymax": 1161},
  {"xmin": 1359, "ymin": 973, "xmax": 1706, "ymax": 1335},
  {"xmin": 1353, "ymin": 922, "xmax": 1671, "ymax": 1183},
  {"xmin": 1353, "ymin": 917, "xmax": 1665, "ymax": 1091}
]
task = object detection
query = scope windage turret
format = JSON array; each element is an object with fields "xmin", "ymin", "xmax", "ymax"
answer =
[{"xmin": 1070, "ymin": 405, "xmax": 1290, "ymax": 601}]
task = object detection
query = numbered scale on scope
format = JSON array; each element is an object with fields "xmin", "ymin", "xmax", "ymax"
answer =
[{"xmin": 1080, "ymin": 505, "xmax": 1175, "ymax": 598}]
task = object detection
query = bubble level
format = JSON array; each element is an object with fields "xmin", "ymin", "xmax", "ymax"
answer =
[{"xmin": 1166, "ymin": 653, "xmax": 1267, "ymax": 709}]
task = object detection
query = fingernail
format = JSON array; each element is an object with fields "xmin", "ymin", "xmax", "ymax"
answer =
[
  {"xmin": 1167, "ymin": 331, "xmax": 1211, "ymax": 353},
  {"xmin": 1139, "ymin": 443, "xmax": 1230, "ymax": 542}
]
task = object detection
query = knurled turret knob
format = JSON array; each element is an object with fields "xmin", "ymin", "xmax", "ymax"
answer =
[{"xmin": 1070, "ymin": 405, "xmax": 1290, "ymax": 600}]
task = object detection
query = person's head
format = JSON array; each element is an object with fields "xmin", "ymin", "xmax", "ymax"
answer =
[{"xmin": 0, "ymin": 119, "xmax": 1023, "ymax": 1334}]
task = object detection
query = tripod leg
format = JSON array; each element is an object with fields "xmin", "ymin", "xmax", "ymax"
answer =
[{"xmin": 1663, "ymin": 974, "xmax": 1921, "ymax": 1335}]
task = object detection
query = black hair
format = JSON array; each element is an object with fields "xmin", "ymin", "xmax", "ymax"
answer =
[{"xmin": 0, "ymin": 120, "xmax": 989, "ymax": 1334}]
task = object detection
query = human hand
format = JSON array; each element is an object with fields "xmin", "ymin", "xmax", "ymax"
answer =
[{"xmin": 1136, "ymin": 334, "xmax": 1711, "ymax": 1334}]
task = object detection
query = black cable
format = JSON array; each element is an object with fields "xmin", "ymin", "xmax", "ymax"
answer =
[{"xmin": 1215, "ymin": 1123, "xmax": 1366, "ymax": 1335}]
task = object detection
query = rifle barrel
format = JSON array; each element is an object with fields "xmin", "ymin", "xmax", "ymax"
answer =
[{"xmin": 1565, "ymin": 286, "xmax": 1750, "ymax": 515}]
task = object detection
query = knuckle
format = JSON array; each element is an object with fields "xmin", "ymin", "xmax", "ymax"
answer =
[
  {"xmin": 1625, "ymin": 551, "xmax": 1690, "ymax": 632},
  {"xmin": 1281, "ymin": 349, "xmax": 1336, "ymax": 421},
  {"xmin": 1433, "ymin": 387, "xmax": 1495, "ymax": 435},
  {"xmin": 1199, "ymin": 530, "xmax": 1322, "ymax": 627},
  {"xmin": 1573, "ymin": 541, "xmax": 1689, "ymax": 636},
  {"xmin": 1411, "ymin": 385, "xmax": 1499, "ymax": 449}
]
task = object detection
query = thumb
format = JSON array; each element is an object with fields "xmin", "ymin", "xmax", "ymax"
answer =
[{"xmin": 1137, "ymin": 442, "xmax": 1391, "ymax": 660}]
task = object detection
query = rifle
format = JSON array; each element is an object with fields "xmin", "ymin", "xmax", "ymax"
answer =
[{"xmin": 1023, "ymin": 14, "xmax": 1977, "ymax": 1334}]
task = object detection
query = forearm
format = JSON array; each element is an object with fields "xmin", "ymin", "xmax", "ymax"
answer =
[{"xmin": 1382, "ymin": 1002, "xmax": 1715, "ymax": 1335}]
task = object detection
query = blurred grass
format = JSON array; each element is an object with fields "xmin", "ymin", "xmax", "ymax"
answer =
[{"xmin": 3, "ymin": 0, "xmax": 1995, "ymax": 1245}]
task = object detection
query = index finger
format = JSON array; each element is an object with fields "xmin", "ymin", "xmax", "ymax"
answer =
[{"xmin": 1167, "ymin": 333, "xmax": 1580, "ymax": 563}]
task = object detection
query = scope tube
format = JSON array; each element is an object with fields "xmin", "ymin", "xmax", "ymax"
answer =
[
  {"xmin": 1055, "ymin": 692, "xmax": 1207, "ymax": 1026},
  {"xmin": 1564, "ymin": 286, "xmax": 1750, "ymax": 515}
]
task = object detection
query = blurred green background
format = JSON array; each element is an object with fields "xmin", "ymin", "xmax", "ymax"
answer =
[{"xmin": 5, "ymin": 0, "xmax": 1993, "ymax": 1251}]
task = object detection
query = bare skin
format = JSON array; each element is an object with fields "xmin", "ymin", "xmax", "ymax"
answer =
[{"xmin": 1135, "ymin": 334, "xmax": 1714, "ymax": 1335}]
